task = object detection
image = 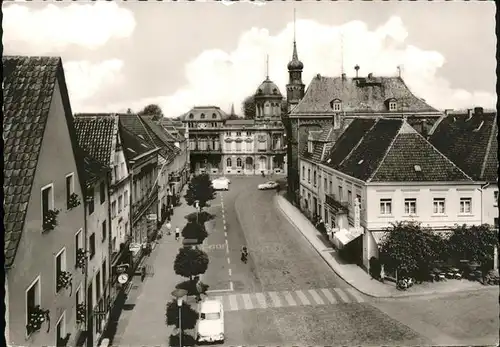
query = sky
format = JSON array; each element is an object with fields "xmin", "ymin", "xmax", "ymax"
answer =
[{"xmin": 3, "ymin": 1, "xmax": 497, "ymax": 118}]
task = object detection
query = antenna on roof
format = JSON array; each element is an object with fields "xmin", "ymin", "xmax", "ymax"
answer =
[
  {"xmin": 293, "ymin": 8, "xmax": 296, "ymax": 43},
  {"xmin": 341, "ymin": 30, "xmax": 344, "ymax": 76},
  {"xmin": 266, "ymin": 54, "xmax": 269, "ymax": 79},
  {"xmin": 397, "ymin": 65, "xmax": 402, "ymax": 78}
]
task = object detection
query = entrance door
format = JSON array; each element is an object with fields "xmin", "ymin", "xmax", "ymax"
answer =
[
  {"xmin": 86, "ymin": 283, "xmax": 93, "ymax": 347},
  {"xmin": 259, "ymin": 157, "xmax": 266, "ymax": 171},
  {"xmin": 313, "ymin": 197, "xmax": 318, "ymax": 216}
]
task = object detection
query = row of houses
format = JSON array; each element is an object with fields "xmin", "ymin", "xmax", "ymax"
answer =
[{"xmin": 3, "ymin": 56, "xmax": 189, "ymax": 347}]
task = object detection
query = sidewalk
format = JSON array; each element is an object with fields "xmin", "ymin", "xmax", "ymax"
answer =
[
  {"xmin": 106, "ymin": 186, "xmax": 199, "ymax": 346},
  {"xmin": 275, "ymin": 194, "xmax": 494, "ymax": 299}
]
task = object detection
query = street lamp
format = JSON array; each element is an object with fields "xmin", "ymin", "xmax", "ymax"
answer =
[{"xmin": 171, "ymin": 288, "xmax": 188, "ymax": 347}]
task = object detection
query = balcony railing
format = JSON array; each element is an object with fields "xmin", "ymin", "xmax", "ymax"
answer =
[
  {"xmin": 132, "ymin": 186, "xmax": 159, "ymax": 223},
  {"xmin": 191, "ymin": 147, "xmax": 222, "ymax": 153},
  {"xmin": 325, "ymin": 193, "xmax": 348, "ymax": 214}
]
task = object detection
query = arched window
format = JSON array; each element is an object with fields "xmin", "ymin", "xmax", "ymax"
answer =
[
  {"xmin": 212, "ymin": 113, "xmax": 217, "ymax": 119},
  {"xmin": 226, "ymin": 158, "xmax": 232, "ymax": 167},
  {"xmin": 313, "ymin": 171, "xmax": 317, "ymax": 187},
  {"xmin": 307, "ymin": 168, "xmax": 311, "ymax": 183},
  {"xmin": 200, "ymin": 113, "xmax": 206, "ymax": 119},
  {"xmin": 389, "ymin": 101, "xmax": 397, "ymax": 111},
  {"xmin": 189, "ymin": 114, "xmax": 194, "ymax": 119},
  {"xmin": 236, "ymin": 158, "xmax": 242, "ymax": 167}
]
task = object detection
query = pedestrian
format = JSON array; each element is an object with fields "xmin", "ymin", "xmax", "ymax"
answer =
[
  {"xmin": 380, "ymin": 264, "xmax": 385, "ymax": 283},
  {"xmin": 141, "ymin": 266, "xmax": 146, "ymax": 282},
  {"xmin": 175, "ymin": 227, "xmax": 180, "ymax": 241},
  {"xmin": 165, "ymin": 220, "xmax": 172, "ymax": 236}
]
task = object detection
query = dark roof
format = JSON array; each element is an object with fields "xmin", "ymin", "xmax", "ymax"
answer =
[
  {"xmin": 159, "ymin": 118, "xmax": 185, "ymax": 142},
  {"xmin": 82, "ymin": 153, "xmax": 109, "ymax": 187},
  {"xmin": 74, "ymin": 115, "xmax": 117, "ymax": 167},
  {"xmin": 225, "ymin": 119, "xmax": 255, "ymax": 126},
  {"xmin": 254, "ymin": 77, "xmax": 283, "ymax": 98},
  {"xmin": 292, "ymin": 75, "xmax": 440, "ymax": 115},
  {"xmin": 326, "ymin": 118, "xmax": 472, "ymax": 182},
  {"xmin": 323, "ymin": 119, "xmax": 377, "ymax": 168},
  {"xmin": 428, "ymin": 111, "xmax": 498, "ymax": 182},
  {"xmin": 181, "ymin": 106, "xmax": 227, "ymax": 121},
  {"xmin": 118, "ymin": 114, "xmax": 156, "ymax": 161},
  {"xmin": 3, "ymin": 56, "xmax": 86, "ymax": 267},
  {"xmin": 140, "ymin": 116, "xmax": 181, "ymax": 162},
  {"xmin": 301, "ymin": 126, "xmax": 345, "ymax": 163}
]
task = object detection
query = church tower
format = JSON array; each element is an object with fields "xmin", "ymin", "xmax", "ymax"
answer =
[{"xmin": 286, "ymin": 10, "xmax": 305, "ymax": 112}]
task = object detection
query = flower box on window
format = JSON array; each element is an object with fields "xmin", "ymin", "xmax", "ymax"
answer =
[
  {"xmin": 57, "ymin": 271, "xmax": 72, "ymax": 291},
  {"xmin": 76, "ymin": 248, "xmax": 86, "ymax": 269},
  {"xmin": 76, "ymin": 303, "xmax": 86, "ymax": 324},
  {"xmin": 68, "ymin": 193, "xmax": 81, "ymax": 210},
  {"xmin": 26, "ymin": 305, "xmax": 50, "ymax": 335},
  {"xmin": 43, "ymin": 209, "xmax": 60, "ymax": 231}
]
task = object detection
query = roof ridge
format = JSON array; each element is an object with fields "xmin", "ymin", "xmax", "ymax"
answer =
[
  {"xmin": 367, "ymin": 120, "xmax": 405, "ymax": 182},
  {"xmin": 138, "ymin": 115, "xmax": 160, "ymax": 147},
  {"xmin": 337, "ymin": 119, "xmax": 379, "ymax": 168},
  {"xmin": 109, "ymin": 115, "xmax": 119, "ymax": 168},
  {"xmin": 480, "ymin": 113, "xmax": 498, "ymax": 179}
]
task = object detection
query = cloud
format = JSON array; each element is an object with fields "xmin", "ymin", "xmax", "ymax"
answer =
[
  {"xmin": 116, "ymin": 15, "xmax": 493, "ymax": 117},
  {"xmin": 3, "ymin": 2, "xmax": 135, "ymax": 54}
]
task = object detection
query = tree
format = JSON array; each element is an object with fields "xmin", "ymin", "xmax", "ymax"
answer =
[
  {"xmin": 165, "ymin": 299, "xmax": 198, "ymax": 330},
  {"xmin": 184, "ymin": 173, "xmax": 215, "ymax": 208},
  {"xmin": 242, "ymin": 95, "xmax": 256, "ymax": 119},
  {"xmin": 182, "ymin": 221, "xmax": 208, "ymax": 243},
  {"xmin": 448, "ymin": 224, "xmax": 498, "ymax": 268},
  {"xmin": 168, "ymin": 333, "xmax": 196, "ymax": 347},
  {"xmin": 379, "ymin": 221, "xmax": 445, "ymax": 279},
  {"xmin": 185, "ymin": 211, "xmax": 214, "ymax": 224},
  {"xmin": 174, "ymin": 247, "xmax": 209, "ymax": 281},
  {"xmin": 139, "ymin": 103, "xmax": 163, "ymax": 121}
]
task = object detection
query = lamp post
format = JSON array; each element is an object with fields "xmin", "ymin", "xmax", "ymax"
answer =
[{"xmin": 171, "ymin": 288, "xmax": 188, "ymax": 347}]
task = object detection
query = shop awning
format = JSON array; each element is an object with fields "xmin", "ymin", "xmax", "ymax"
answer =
[{"xmin": 334, "ymin": 227, "xmax": 364, "ymax": 247}]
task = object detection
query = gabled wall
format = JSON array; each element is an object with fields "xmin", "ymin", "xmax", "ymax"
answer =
[
  {"xmin": 7, "ymin": 80, "xmax": 86, "ymax": 347},
  {"xmin": 110, "ymin": 143, "xmax": 131, "ymax": 252}
]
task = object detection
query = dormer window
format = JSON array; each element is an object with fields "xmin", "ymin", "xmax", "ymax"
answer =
[
  {"xmin": 212, "ymin": 113, "xmax": 217, "ymax": 119},
  {"xmin": 389, "ymin": 101, "xmax": 397, "ymax": 111},
  {"xmin": 200, "ymin": 113, "xmax": 206, "ymax": 119},
  {"xmin": 330, "ymin": 99, "xmax": 342, "ymax": 112},
  {"xmin": 308, "ymin": 140, "xmax": 313, "ymax": 153},
  {"xmin": 189, "ymin": 114, "xmax": 194, "ymax": 119}
]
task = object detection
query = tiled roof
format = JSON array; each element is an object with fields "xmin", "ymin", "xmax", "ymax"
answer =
[
  {"xmin": 159, "ymin": 118, "xmax": 185, "ymax": 142},
  {"xmin": 3, "ymin": 56, "xmax": 85, "ymax": 267},
  {"xmin": 301, "ymin": 126, "xmax": 345, "ymax": 163},
  {"xmin": 328, "ymin": 118, "xmax": 472, "ymax": 182},
  {"xmin": 118, "ymin": 114, "xmax": 156, "ymax": 161},
  {"xmin": 74, "ymin": 115, "xmax": 118, "ymax": 167},
  {"xmin": 255, "ymin": 77, "xmax": 283, "ymax": 98},
  {"xmin": 322, "ymin": 119, "xmax": 377, "ymax": 168},
  {"xmin": 140, "ymin": 116, "xmax": 180, "ymax": 162},
  {"xmin": 181, "ymin": 106, "xmax": 227, "ymax": 121},
  {"xmin": 428, "ymin": 111, "xmax": 498, "ymax": 182},
  {"xmin": 82, "ymin": 153, "xmax": 109, "ymax": 186},
  {"xmin": 292, "ymin": 75, "xmax": 440, "ymax": 115}
]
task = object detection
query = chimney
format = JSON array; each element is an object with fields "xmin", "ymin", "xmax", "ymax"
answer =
[
  {"xmin": 354, "ymin": 64, "xmax": 360, "ymax": 78},
  {"xmin": 474, "ymin": 107, "xmax": 483, "ymax": 115},
  {"xmin": 341, "ymin": 73, "xmax": 346, "ymax": 80},
  {"xmin": 367, "ymin": 73, "xmax": 373, "ymax": 79},
  {"xmin": 444, "ymin": 109, "xmax": 453, "ymax": 116},
  {"xmin": 466, "ymin": 109, "xmax": 473, "ymax": 121}
]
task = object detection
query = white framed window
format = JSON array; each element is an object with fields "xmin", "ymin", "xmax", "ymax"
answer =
[
  {"xmin": 55, "ymin": 311, "xmax": 66, "ymax": 346},
  {"xmin": 124, "ymin": 190, "xmax": 129, "ymax": 207},
  {"xmin": 302, "ymin": 166, "xmax": 305, "ymax": 180},
  {"xmin": 338, "ymin": 186, "xmax": 343, "ymax": 200},
  {"xmin": 102, "ymin": 220, "xmax": 107, "ymax": 242},
  {"xmin": 55, "ymin": 248, "xmax": 66, "ymax": 294},
  {"xmin": 433, "ymin": 198, "xmax": 446, "ymax": 214},
  {"xmin": 389, "ymin": 101, "xmax": 397, "ymax": 111},
  {"xmin": 307, "ymin": 169, "xmax": 311, "ymax": 183},
  {"xmin": 236, "ymin": 132, "xmax": 241, "ymax": 136},
  {"xmin": 118, "ymin": 195, "xmax": 123, "ymax": 212},
  {"xmin": 111, "ymin": 201, "xmax": 117, "ymax": 218},
  {"xmin": 404, "ymin": 198, "xmax": 417, "ymax": 215},
  {"xmin": 114, "ymin": 165, "xmax": 119, "ymax": 182},
  {"xmin": 348, "ymin": 190, "xmax": 352, "ymax": 206},
  {"xmin": 75, "ymin": 228, "xmax": 83, "ymax": 267},
  {"xmin": 41, "ymin": 183, "xmax": 54, "ymax": 227},
  {"xmin": 26, "ymin": 276, "xmax": 41, "ymax": 337},
  {"xmin": 308, "ymin": 141, "xmax": 313, "ymax": 153},
  {"xmin": 333, "ymin": 102, "xmax": 342, "ymax": 111},
  {"xmin": 379, "ymin": 199, "xmax": 392, "ymax": 215},
  {"xmin": 459, "ymin": 197, "xmax": 472, "ymax": 214},
  {"xmin": 65, "ymin": 173, "xmax": 74, "ymax": 209},
  {"xmin": 494, "ymin": 191, "xmax": 498, "ymax": 207},
  {"xmin": 120, "ymin": 163, "xmax": 125, "ymax": 178}
]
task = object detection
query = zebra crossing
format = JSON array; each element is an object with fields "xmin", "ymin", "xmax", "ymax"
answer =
[{"xmin": 209, "ymin": 287, "xmax": 365, "ymax": 312}]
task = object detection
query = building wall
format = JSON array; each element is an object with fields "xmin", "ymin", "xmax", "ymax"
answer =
[
  {"xmin": 85, "ymin": 177, "xmax": 111, "ymax": 345},
  {"xmin": 482, "ymin": 184, "xmax": 499, "ymax": 227},
  {"xmin": 6, "ymin": 80, "xmax": 86, "ymax": 347},
  {"xmin": 110, "ymin": 147, "xmax": 131, "ymax": 253},
  {"xmin": 157, "ymin": 154, "xmax": 169, "ymax": 221}
]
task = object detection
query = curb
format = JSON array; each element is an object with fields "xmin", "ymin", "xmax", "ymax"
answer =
[{"xmin": 274, "ymin": 196, "xmax": 498, "ymax": 299}]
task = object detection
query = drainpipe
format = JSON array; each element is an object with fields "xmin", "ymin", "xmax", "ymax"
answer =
[{"xmin": 83, "ymin": 185, "xmax": 90, "ymax": 347}]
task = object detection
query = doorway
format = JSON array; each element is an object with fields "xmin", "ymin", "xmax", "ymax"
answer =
[{"xmin": 86, "ymin": 283, "xmax": 93, "ymax": 347}]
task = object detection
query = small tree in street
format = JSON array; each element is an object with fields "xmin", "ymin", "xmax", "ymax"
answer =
[
  {"xmin": 182, "ymin": 221, "xmax": 208, "ymax": 243},
  {"xmin": 185, "ymin": 211, "xmax": 215, "ymax": 224},
  {"xmin": 379, "ymin": 221, "xmax": 445, "ymax": 280},
  {"xmin": 165, "ymin": 299, "xmax": 198, "ymax": 330},
  {"xmin": 174, "ymin": 247, "xmax": 209, "ymax": 282},
  {"xmin": 184, "ymin": 173, "xmax": 215, "ymax": 209},
  {"xmin": 448, "ymin": 224, "xmax": 498, "ymax": 270}
]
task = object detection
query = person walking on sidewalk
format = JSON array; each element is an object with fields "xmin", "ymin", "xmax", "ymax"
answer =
[
  {"xmin": 165, "ymin": 219, "xmax": 172, "ymax": 236},
  {"xmin": 175, "ymin": 227, "xmax": 180, "ymax": 241}
]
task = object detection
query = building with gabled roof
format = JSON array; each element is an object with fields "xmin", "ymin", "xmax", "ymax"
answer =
[
  {"xmin": 298, "ymin": 117, "xmax": 482, "ymax": 271},
  {"xmin": 428, "ymin": 107, "xmax": 498, "ymax": 228},
  {"xmin": 3, "ymin": 55, "xmax": 88, "ymax": 347}
]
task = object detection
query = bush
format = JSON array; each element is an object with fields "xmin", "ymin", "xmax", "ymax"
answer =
[
  {"xmin": 181, "ymin": 221, "xmax": 208, "ymax": 243},
  {"xmin": 448, "ymin": 224, "xmax": 498, "ymax": 266},
  {"xmin": 169, "ymin": 333, "xmax": 196, "ymax": 347},
  {"xmin": 165, "ymin": 300, "xmax": 198, "ymax": 330}
]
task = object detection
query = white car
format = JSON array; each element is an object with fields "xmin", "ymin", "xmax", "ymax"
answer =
[
  {"xmin": 197, "ymin": 299, "xmax": 224, "ymax": 343},
  {"xmin": 212, "ymin": 178, "xmax": 229, "ymax": 191},
  {"xmin": 258, "ymin": 181, "xmax": 279, "ymax": 190},
  {"xmin": 218, "ymin": 176, "xmax": 230, "ymax": 184}
]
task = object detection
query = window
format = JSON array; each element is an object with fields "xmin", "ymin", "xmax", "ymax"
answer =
[
  {"xmin": 87, "ymin": 187, "xmax": 94, "ymax": 215},
  {"xmin": 324, "ymin": 178, "xmax": 327, "ymax": 190},
  {"xmin": 333, "ymin": 102, "xmax": 341, "ymax": 111},
  {"xmin": 308, "ymin": 141, "xmax": 313, "ymax": 153},
  {"xmin": 189, "ymin": 114, "xmax": 194, "ymax": 119},
  {"xmin": 433, "ymin": 198, "xmax": 445, "ymax": 214},
  {"xmin": 389, "ymin": 101, "xmax": 397, "ymax": 111},
  {"xmin": 99, "ymin": 182, "xmax": 106, "ymax": 204},
  {"xmin": 111, "ymin": 201, "xmax": 117, "ymax": 218},
  {"xmin": 89, "ymin": 233, "xmax": 96, "ymax": 259},
  {"xmin": 226, "ymin": 132, "xmax": 231, "ymax": 136},
  {"xmin": 55, "ymin": 248, "xmax": 66, "ymax": 293},
  {"xmin": 494, "ymin": 191, "xmax": 498, "ymax": 207},
  {"xmin": 226, "ymin": 158, "xmax": 232, "ymax": 167},
  {"xmin": 96, "ymin": 271, "xmax": 101, "ymax": 300},
  {"xmin": 56, "ymin": 311, "xmax": 66, "ymax": 347},
  {"xmin": 200, "ymin": 113, "xmax": 205, "ymax": 119},
  {"xmin": 380, "ymin": 199, "xmax": 392, "ymax": 215},
  {"xmin": 236, "ymin": 132, "xmax": 241, "ymax": 136},
  {"xmin": 236, "ymin": 142, "xmax": 242, "ymax": 152},
  {"xmin": 348, "ymin": 190, "xmax": 352, "ymax": 205},
  {"xmin": 404, "ymin": 198, "xmax": 417, "ymax": 215},
  {"xmin": 114, "ymin": 165, "xmax": 119, "ymax": 181},
  {"xmin": 313, "ymin": 171, "xmax": 317, "ymax": 187},
  {"xmin": 118, "ymin": 195, "xmax": 123, "ymax": 212},
  {"xmin": 124, "ymin": 190, "xmax": 129, "ymax": 207},
  {"xmin": 338, "ymin": 186, "xmax": 343, "ymax": 200},
  {"xmin": 26, "ymin": 277, "xmax": 41, "ymax": 335},
  {"xmin": 356, "ymin": 194, "xmax": 362, "ymax": 206},
  {"xmin": 236, "ymin": 158, "xmax": 242, "ymax": 167},
  {"xmin": 102, "ymin": 260, "xmax": 107, "ymax": 294},
  {"xmin": 302, "ymin": 166, "xmax": 305, "ymax": 180},
  {"xmin": 459, "ymin": 197, "xmax": 472, "ymax": 214},
  {"xmin": 75, "ymin": 285, "xmax": 82, "ymax": 309},
  {"xmin": 66, "ymin": 174, "xmax": 74, "ymax": 209},
  {"xmin": 41, "ymin": 184, "xmax": 54, "ymax": 226},
  {"xmin": 307, "ymin": 169, "xmax": 311, "ymax": 183},
  {"xmin": 102, "ymin": 221, "xmax": 107, "ymax": 242},
  {"xmin": 120, "ymin": 163, "xmax": 125, "ymax": 178},
  {"xmin": 329, "ymin": 180, "xmax": 332, "ymax": 194},
  {"xmin": 246, "ymin": 132, "xmax": 251, "ymax": 136},
  {"xmin": 75, "ymin": 229, "xmax": 82, "ymax": 266}
]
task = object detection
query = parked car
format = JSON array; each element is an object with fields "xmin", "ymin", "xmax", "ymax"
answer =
[
  {"xmin": 258, "ymin": 181, "xmax": 279, "ymax": 190},
  {"xmin": 197, "ymin": 299, "xmax": 224, "ymax": 343},
  {"xmin": 212, "ymin": 178, "xmax": 229, "ymax": 191},
  {"xmin": 218, "ymin": 176, "xmax": 230, "ymax": 184}
]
